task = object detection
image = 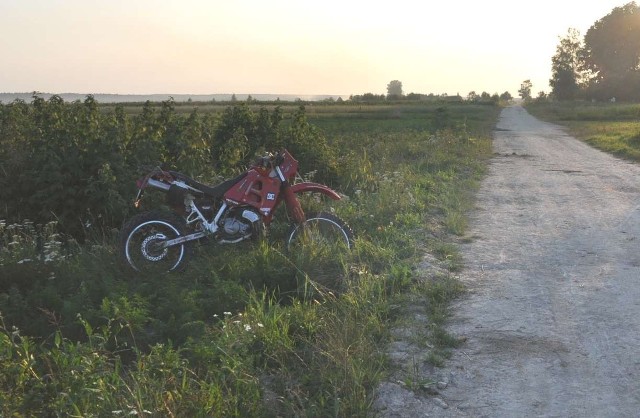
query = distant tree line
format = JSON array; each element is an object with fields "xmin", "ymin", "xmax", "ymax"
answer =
[
  {"xmin": 349, "ymin": 83, "xmax": 512, "ymax": 104},
  {"xmin": 550, "ymin": 2, "xmax": 640, "ymax": 101}
]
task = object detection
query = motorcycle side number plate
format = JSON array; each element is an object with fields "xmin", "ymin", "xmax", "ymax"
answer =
[{"xmin": 224, "ymin": 169, "xmax": 281, "ymax": 211}]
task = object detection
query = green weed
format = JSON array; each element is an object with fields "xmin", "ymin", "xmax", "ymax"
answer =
[{"xmin": 0, "ymin": 100, "xmax": 499, "ymax": 416}]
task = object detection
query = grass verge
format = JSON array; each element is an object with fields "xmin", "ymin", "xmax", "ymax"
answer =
[
  {"xmin": 526, "ymin": 101, "xmax": 640, "ymax": 161},
  {"xmin": 0, "ymin": 102, "xmax": 499, "ymax": 416}
]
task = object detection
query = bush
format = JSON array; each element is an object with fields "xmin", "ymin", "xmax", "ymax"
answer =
[
  {"xmin": 0, "ymin": 98, "xmax": 341, "ymax": 237},
  {"xmin": 1, "ymin": 100, "xmax": 500, "ymax": 416}
]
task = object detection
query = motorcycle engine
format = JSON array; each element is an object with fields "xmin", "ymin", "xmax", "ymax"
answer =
[{"xmin": 220, "ymin": 208, "xmax": 261, "ymax": 242}]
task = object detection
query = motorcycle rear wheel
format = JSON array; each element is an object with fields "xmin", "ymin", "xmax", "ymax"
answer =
[{"xmin": 120, "ymin": 211, "xmax": 189, "ymax": 274}]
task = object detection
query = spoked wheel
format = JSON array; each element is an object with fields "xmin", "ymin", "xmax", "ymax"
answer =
[
  {"xmin": 286, "ymin": 212, "xmax": 354, "ymax": 251},
  {"xmin": 120, "ymin": 212, "xmax": 188, "ymax": 274},
  {"xmin": 286, "ymin": 212, "xmax": 354, "ymax": 292}
]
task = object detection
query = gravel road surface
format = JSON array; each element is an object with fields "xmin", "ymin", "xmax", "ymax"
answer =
[{"xmin": 375, "ymin": 105, "xmax": 640, "ymax": 417}]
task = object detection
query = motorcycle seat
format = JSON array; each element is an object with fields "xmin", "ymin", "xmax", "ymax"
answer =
[{"xmin": 169, "ymin": 171, "xmax": 248, "ymax": 198}]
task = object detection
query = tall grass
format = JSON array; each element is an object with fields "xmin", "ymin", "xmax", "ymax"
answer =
[{"xmin": 0, "ymin": 101, "xmax": 499, "ymax": 416}]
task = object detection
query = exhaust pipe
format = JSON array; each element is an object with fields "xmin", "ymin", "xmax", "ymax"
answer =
[{"xmin": 147, "ymin": 178, "xmax": 171, "ymax": 191}]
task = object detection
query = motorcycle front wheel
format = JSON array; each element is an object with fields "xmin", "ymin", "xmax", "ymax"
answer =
[
  {"xmin": 286, "ymin": 212, "xmax": 354, "ymax": 292},
  {"xmin": 120, "ymin": 211, "xmax": 189, "ymax": 274},
  {"xmin": 286, "ymin": 212, "xmax": 354, "ymax": 251}
]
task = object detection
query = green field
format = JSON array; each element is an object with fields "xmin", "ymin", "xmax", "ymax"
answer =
[{"xmin": 0, "ymin": 98, "xmax": 499, "ymax": 416}]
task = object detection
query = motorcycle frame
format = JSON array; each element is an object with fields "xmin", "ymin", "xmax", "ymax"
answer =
[{"xmin": 139, "ymin": 150, "xmax": 342, "ymax": 250}]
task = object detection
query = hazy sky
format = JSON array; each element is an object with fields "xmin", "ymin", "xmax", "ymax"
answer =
[{"xmin": 0, "ymin": 0, "xmax": 629, "ymax": 97}]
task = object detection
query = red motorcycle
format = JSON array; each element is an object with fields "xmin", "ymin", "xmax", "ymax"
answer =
[{"xmin": 119, "ymin": 150, "xmax": 354, "ymax": 273}]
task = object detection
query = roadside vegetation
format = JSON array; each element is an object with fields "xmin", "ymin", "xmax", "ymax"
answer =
[
  {"xmin": 0, "ymin": 96, "xmax": 499, "ymax": 416},
  {"xmin": 516, "ymin": 3, "xmax": 640, "ymax": 105},
  {"xmin": 519, "ymin": 4, "xmax": 640, "ymax": 168},
  {"xmin": 526, "ymin": 102, "xmax": 640, "ymax": 161}
]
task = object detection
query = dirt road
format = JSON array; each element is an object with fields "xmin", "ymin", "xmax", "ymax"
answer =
[{"xmin": 375, "ymin": 105, "xmax": 640, "ymax": 417}]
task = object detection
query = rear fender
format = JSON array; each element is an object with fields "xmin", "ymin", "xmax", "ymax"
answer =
[{"xmin": 289, "ymin": 182, "xmax": 342, "ymax": 200}]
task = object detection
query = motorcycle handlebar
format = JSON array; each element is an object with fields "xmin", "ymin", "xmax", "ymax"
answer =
[{"xmin": 254, "ymin": 151, "xmax": 285, "ymax": 168}]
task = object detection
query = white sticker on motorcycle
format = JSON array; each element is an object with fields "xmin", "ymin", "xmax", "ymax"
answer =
[{"xmin": 266, "ymin": 192, "xmax": 276, "ymax": 200}]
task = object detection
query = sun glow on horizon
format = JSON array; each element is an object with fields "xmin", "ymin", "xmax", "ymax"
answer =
[{"xmin": 0, "ymin": 0, "xmax": 629, "ymax": 96}]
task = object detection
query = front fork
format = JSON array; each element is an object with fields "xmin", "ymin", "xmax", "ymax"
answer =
[
  {"xmin": 281, "ymin": 182, "xmax": 306, "ymax": 224},
  {"xmin": 276, "ymin": 166, "xmax": 306, "ymax": 224}
]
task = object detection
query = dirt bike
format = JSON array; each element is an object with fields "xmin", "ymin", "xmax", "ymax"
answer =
[{"xmin": 119, "ymin": 149, "xmax": 354, "ymax": 273}]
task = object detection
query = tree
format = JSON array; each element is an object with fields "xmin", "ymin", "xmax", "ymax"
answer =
[
  {"xmin": 518, "ymin": 80, "xmax": 532, "ymax": 101},
  {"xmin": 349, "ymin": 93, "xmax": 385, "ymax": 102},
  {"xmin": 386, "ymin": 80, "xmax": 403, "ymax": 98},
  {"xmin": 583, "ymin": 2, "xmax": 640, "ymax": 100},
  {"xmin": 550, "ymin": 28, "xmax": 585, "ymax": 100},
  {"xmin": 499, "ymin": 91, "xmax": 513, "ymax": 101}
]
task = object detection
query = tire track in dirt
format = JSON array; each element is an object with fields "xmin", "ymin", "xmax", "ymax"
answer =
[{"xmin": 375, "ymin": 105, "xmax": 640, "ymax": 417}]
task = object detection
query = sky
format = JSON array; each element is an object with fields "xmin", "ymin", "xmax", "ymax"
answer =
[{"xmin": 0, "ymin": 0, "xmax": 631, "ymax": 97}]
